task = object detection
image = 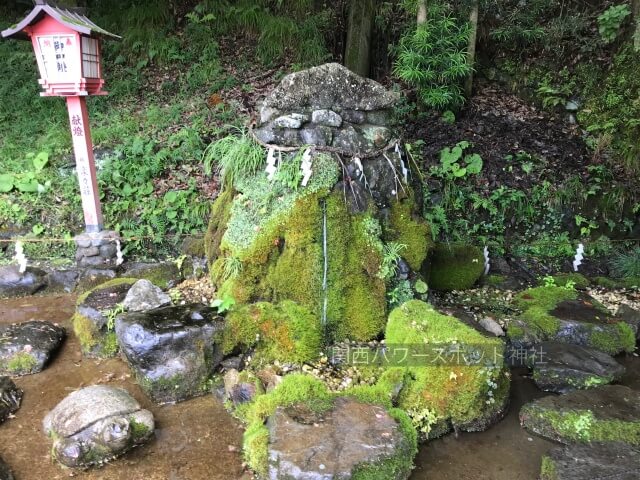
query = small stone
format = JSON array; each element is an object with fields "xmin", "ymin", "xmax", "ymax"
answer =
[
  {"xmin": 273, "ymin": 113, "xmax": 308, "ymax": 129},
  {"xmin": 478, "ymin": 317, "xmax": 505, "ymax": 337},
  {"xmin": 123, "ymin": 279, "xmax": 172, "ymax": 312},
  {"xmin": 311, "ymin": 109, "xmax": 342, "ymax": 127}
]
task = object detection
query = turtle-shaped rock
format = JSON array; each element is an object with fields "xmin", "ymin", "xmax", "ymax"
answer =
[{"xmin": 43, "ymin": 385, "xmax": 154, "ymax": 468}]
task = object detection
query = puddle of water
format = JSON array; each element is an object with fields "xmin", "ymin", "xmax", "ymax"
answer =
[{"xmin": 0, "ymin": 295, "xmax": 249, "ymax": 480}]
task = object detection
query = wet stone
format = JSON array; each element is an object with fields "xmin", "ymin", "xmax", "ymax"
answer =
[
  {"xmin": 0, "ymin": 376, "xmax": 22, "ymax": 423},
  {"xmin": 267, "ymin": 397, "xmax": 413, "ymax": 479},
  {"xmin": 46, "ymin": 269, "xmax": 79, "ymax": 294},
  {"xmin": 520, "ymin": 385, "xmax": 640, "ymax": 446},
  {"xmin": 531, "ymin": 341, "xmax": 625, "ymax": 393},
  {"xmin": 43, "ymin": 385, "xmax": 154, "ymax": 468},
  {"xmin": 122, "ymin": 279, "xmax": 171, "ymax": 312},
  {"xmin": 115, "ymin": 304, "xmax": 225, "ymax": 404},
  {"xmin": 0, "ymin": 321, "xmax": 65, "ymax": 376},
  {"xmin": 122, "ymin": 261, "xmax": 182, "ymax": 290},
  {"xmin": 541, "ymin": 442, "xmax": 640, "ymax": 480},
  {"xmin": 0, "ymin": 265, "xmax": 48, "ymax": 299}
]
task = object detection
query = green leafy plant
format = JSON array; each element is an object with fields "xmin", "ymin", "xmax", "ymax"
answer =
[
  {"xmin": 212, "ymin": 295, "xmax": 236, "ymax": 314},
  {"xmin": 394, "ymin": 2, "xmax": 472, "ymax": 110},
  {"xmin": 105, "ymin": 303, "xmax": 126, "ymax": 331},
  {"xmin": 597, "ymin": 4, "xmax": 631, "ymax": 44},
  {"xmin": 379, "ymin": 242, "xmax": 407, "ymax": 280},
  {"xmin": 436, "ymin": 141, "xmax": 483, "ymax": 179},
  {"xmin": 610, "ymin": 247, "xmax": 640, "ymax": 278}
]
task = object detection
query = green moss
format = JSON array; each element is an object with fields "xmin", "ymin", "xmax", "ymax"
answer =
[
  {"xmin": 75, "ymin": 277, "xmax": 138, "ymax": 306},
  {"xmin": 129, "ymin": 418, "xmax": 152, "ymax": 441},
  {"xmin": 507, "ymin": 324, "xmax": 525, "ymax": 340},
  {"xmin": 222, "ymin": 300, "xmax": 322, "ymax": 365},
  {"xmin": 385, "ymin": 194, "xmax": 432, "ymax": 271},
  {"xmin": 205, "ymin": 188, "xmax": 234, "ymax": 269},
  {"xmin": 519, "ymin": 306, "xmax": 561, "ymax": 336},
  {"xmin": 589, "ymin": 322, "xmax": 636, "ymax": 355},
  {"xmin": 125, "ymin": 263, "xmax": 180, "ymax": 289},
  {"xmin": 551, "ymin": 273, "xmax": 590, "ymax": 289},
  {"xmin": 385, "ymin": 300, "xmax": 508, "ymax": 435},
  {"xmin": 102, "ymin": 331, "xmax": 119, "ymax": 357},
  {"xmin": 72, "ymin": 312, "xmax": 99, "ymax": 352},
  {"xmin": 426, "ymin": 243, "xmax": 484, "ymax": 291},
  {"xmin": 513, "ymin": 286, "xmax": 578, "ymax": 311},
  {"xmin": 3, "ymin": 351, "xmax": 38, "ymax": 374},
  {"xmin": 540, "ymin": 456, "xmax": 558, "ymax": 480},
  {"xmin": 485, "ymin": 274, "xmax": 506, "ymax": 286}
]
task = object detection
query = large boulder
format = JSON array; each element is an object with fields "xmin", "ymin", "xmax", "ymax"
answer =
[
  {"xmin": 72, "ymin": 278, "xmax": 136, "ymax": 359},
  {"xmin": 385, "ymin": 300, "xmax": 510, "ymax": 438},
  {"xmin": 0, "ymin": 377, "xmax": 22, "ymax": 423},
  {"xmin": 530, "ymin": 341, "xmax": 625, "ymax": 393},
  {"xmin": 115, "ymin": 304, "xmax": 224, "ymax": 404},
  {"xmin": 540, "ymin": 442, "xmax": 640, "ymax": 480},
  {"xmin": 0, "ymin": 321, "xmax": 65, "ymax": 376},
  {"xmin": 507, "ymin": 287, "xmax": 637, "ymax": 355},
  {"xmin": 43, "ymin": 385, "xmax": 154, "ymax": 468},
  {"xmin": 520, "ymin": 385, "xmax": 640, "ymax": 446},
  {"xmin": 268, "ymin": 397, "xmax": 415, "ymax": 480},
  {"xmin": 0, "ymin": 457, "xmax": 13, "ymax": 480},
  {"xmin": 122, "ymin": 279, "xmax": 171, "ymax": 312},
  {"xmin": 0, "ymin": 265, "xmax": 47, "ymax": 298}
]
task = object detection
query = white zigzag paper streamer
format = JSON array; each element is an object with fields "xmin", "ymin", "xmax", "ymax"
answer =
[
  {"xmin": 14, "ymin": 240, "xmax": 27, "ymax": 273},
  {"xmin": 265, "ymin": 148, "xmax": 277, "ymax": 181},
  {"xmin": 301, "ymin": 148, "xmax": 313, "ymax": 187},
  {"xmin": 573, "ymin": 243, "xmax": 584, "ymax": 272},
  {"xmin": 483, "ymin": 245, "xmax": 490, "ymax": 275}
]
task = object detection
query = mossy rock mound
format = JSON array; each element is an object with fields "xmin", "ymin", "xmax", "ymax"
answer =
[
  {"xmin": 507, "ymin": 286, "xmax": 636, "ymax": 355},
  {"xmin": 384, "ymin": 300, "xmax": 510, "ymax": 438},
  {"xmin": 238, "ymin": 374, "xmax": 417, "ymax": 479},
  {"xmin": 520, "ymin": 385, "xmax": 640, "ymax": 446},
  {"xmin": 384, "ymin": 196, "xmax": 432, "ymax": 271},
  {"xmin": 73, "ymin": 278, "xmax": 137, "ymax": 359},
  {"xmin": 221, "ymin": 301, "xmax": 323, "ymax": 366},
  {"xmin": 426, "ymin": 243, "xmax": 484, "ymax": 291}
]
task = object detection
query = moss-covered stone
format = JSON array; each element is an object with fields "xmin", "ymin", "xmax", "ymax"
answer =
[
  {"xmin": 3, "ymin": 352, "xmax": 38, "ymax": 375},
  {"xmin": 222, "ymin": 301, "xmax": 323, "ymax": 366},
  {"xmin": 238, "ymin": 374, "xmax": 417, "ymax": 479},
  {"xmin": 550, "ymin": 273, "xmax": 590, "ymax": 289},
  {"xmin": 520, "ymin": 385, "xmax": 640, "ymax": 446},
  {"xmin": 385, "ymin": 193, "xmax": 432, "ymax": 271},
  {"xmin": 204, "ymin": 187, "xmax": 234, "ymax": 266},
  {"xmin": 507, "ymin": 286, "xmax": 636, "ymax": 354},
  {"xmin": 385, "ymin": 300, "xmax": 509, "ymax": 438},
  {"xmin": 426, "ymin": 243, "xmax": 484, "ymax": 291},
  {"xmin": 72, "ymin": 278, "xmax": 137, "ymax": 359},
  {"xmin": 123, "ymin": 261, "xmax": 181, "ymax": 289}
]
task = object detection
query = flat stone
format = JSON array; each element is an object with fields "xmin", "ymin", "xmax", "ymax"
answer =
[
  {"xmin": 260, "ymin": 63, "xmax": 399, "ymax": 112},
  {"xmin": 76, "ymin": 269, "xmax": 117, "ymax": 292},
  {"xmin": 123, "ymin": 262, "xmax": 181, "ymax": 289},
  {"xmin": 541, "ymin": 442, "xmax": 640, "ymax": 480},
  {"xmin": 478, "ymin": 317, "xmax": 505, "ymax": 337},
  {"xmin": 0, "ymin": 265, "xmax": 48, "ymax": 298},
  {"xmin": 115, "ymin": 304, "xmax": 225, "ymax": 404},
  {"xmin": 0, "ymin": 321, "xmax": 65, "ymax": 376},
  {"xmin": 300, "ymin": 125, "xmax": 333, "ymax": 146},
  {"xmin": 0, "ymin": 456, "xmax": 13, "ymax": 480},
  {"xmin": 268, "ymin": 397, "xmax": 413, "ymax": 479},
  {"xmin": 43, "ymin": 385, "xmax": 154, "ymax": 468},
  {"xmin": 520, "ymin": 385, "xmax": 640, "ymax": 446},
  {"xmin": 273, "ymin": 113, "xmax": 308, "ymax": 129},
  {"xmin": 531, "ymin": 341, "xmax": 625, "ymax": 393},
  {"xmin": 332, "ymin": 125, "xmax": 370, "ymax": 153},
  {"xmin": 0, "ymin": 376, "xmax": 22, "ymax": 423},
  {"xmin": 122, "ymin": 279, "xmax": 171, "ymax": 312},
  {"xmin": 311, "ymin": 109, "xmax": 342, "ymax": 127},
  {"xmin": 78, "ymin": 246, "xmax": 100, "ymax": 257},
  {"xmin": 46, "ymin": 269, "xmax": 79, "ymax": 294}
]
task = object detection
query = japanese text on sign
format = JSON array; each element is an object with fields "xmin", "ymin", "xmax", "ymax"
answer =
[{"xmin": 36, "ymin": 35, "xmax": 75, "ymax": 82}]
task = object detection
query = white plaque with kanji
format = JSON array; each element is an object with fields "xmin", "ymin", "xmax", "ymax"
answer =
[{"xmin": 36, "ymin": 34, "xmax": 78, "ymax": 82}]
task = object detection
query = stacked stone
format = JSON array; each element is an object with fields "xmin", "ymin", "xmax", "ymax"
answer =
[
  {"xmin": 74, "ymin": 230, "xmax": 120, "ymax": 269},
  {"xmin": 253, "ymin": 63, "xmax": 397, "ymax": 154}
]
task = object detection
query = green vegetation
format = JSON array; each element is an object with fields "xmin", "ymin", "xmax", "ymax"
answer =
[
  {"xmin": 426, "ymin": 243, "xmax": 484, "ymax": 291},
  {"xmin": 385, "ymin": 300, "xmax": 509, "ymax": 437},
  {"xmin": 1, "ymin": 352, "xmax": 38, "ymax": 375},
  {"xmin": 222, "ymin": 301, "xmax": 322, "ymax": 365},
  {"xmin": 540, "ymin": 456, "xmax": 558, "ymax": 480},
  {"xmin": 610, "ymin": 246, "xmax": 640, "ymax": 279}
]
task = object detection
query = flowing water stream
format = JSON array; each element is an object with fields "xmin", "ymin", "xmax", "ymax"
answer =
[{"xmin": 0, "ymin": 295, "xmax": 638, "ymax": 479}]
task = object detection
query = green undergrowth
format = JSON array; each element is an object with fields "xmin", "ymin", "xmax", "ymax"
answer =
[{"xmin": 1, "ymin": 351, "xmax": 38, "ymax": 375}]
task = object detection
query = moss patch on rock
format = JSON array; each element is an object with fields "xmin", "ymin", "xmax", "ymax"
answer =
[
  {"xmin": 426, "ymin": 243, "xmax": 484, "ymax": 291},
  {"xmin": 384, "ymin": 193, "xmax": 432, "ymax": 271},
  {"xmin": 385, "ymin": 300, "xmax": 509, "ymax": 438},
  {"xmin": 2, "ymin": 351, "xmax": 38, "ymax": 375},
  {"xmin": 550, "ymin": 273, "xmax": 590, "ymax": 289},
  {"xmin": 222, "ymin": 300, "xmax": 323, "ymax": 366}
]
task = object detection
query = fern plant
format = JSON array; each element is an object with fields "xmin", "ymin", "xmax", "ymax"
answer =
[
  {"xmin": 203, "ymin": 127, "xmax": 264, "ymax": 187},
  {"xmin": 379, "ymin": 242, "xmax": 408, "ymax": 280},
  {"xmin": 394, "ymin": 3, "xmax": 472, "ymax": 110}
]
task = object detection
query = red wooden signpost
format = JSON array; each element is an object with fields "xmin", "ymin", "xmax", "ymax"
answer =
[{"xmin": 2, "ymin": 1, "xmax": 120, "ymax": 233}]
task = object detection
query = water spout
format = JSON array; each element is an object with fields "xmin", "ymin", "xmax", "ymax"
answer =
[{"xmin": 321, "ymin": 200, "xmax": 328, "ymax": 327}]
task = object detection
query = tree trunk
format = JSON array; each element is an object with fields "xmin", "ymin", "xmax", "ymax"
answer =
[
  {"xmin": 464, "ymin": 1, "xmax": 479, "ymax": 99},
  {"xmin": 633, "ymin": 0, "xmax": 640, "ymax": 52},
  {"xmin": 417, "ymin": 1, "xmax": 428, "ymax": 26},
  {"xmin": 344, "ymin": 0, "xmax": 376, "ymax": 77}
]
